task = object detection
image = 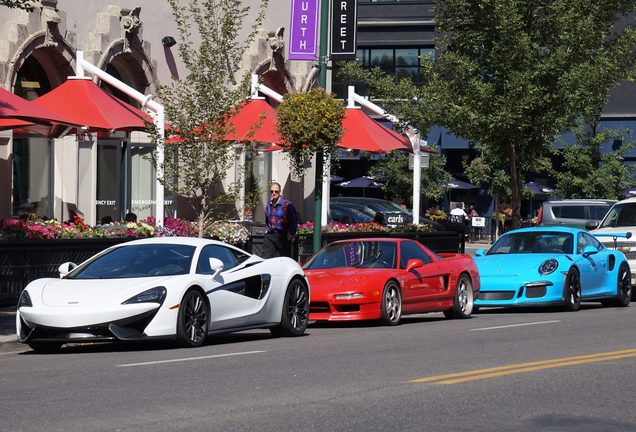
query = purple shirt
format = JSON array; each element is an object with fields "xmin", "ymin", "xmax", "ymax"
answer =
[{"xmin": 265, "ymin": 196, "xmax": 297, "ymax": 236}]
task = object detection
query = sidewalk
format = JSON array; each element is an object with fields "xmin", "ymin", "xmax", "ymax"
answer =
[{"xmin": 0, "ymin": 306, "xmax": 22, "ymax": 353}]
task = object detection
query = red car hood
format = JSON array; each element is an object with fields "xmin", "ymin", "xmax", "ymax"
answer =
[{"xmin": 305, "ymin": 267, "xmax": 390, "ymax": 295}]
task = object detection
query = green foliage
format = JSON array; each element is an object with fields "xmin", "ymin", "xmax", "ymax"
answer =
[
  {"xmin": 369, "ymin": 150, "xmax": 450, "ymax": 206},
  {"xmin": 0, "ymin": 0, "xmax": 34, "ymax": 10},
  {"xmin": 550, "ymin": 125, "xmax": 635, "ymax": 199},
  {"xmin": 276, "ymin": 88, "xmax": 345, "ymax": 177},
  {"xmin": 432, "ymin": 0, "xmax": 636, "ymax": 227},
  {"xmin": 152, "ymin": 0, "xmax": 268, "ymax": 235}
]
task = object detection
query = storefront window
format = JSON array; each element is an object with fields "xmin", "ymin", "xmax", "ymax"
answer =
[
  {"xmin": 12, "ymin": 136, "xmax": 50, "ymax": 217},
  {"xmin": 96, "ymin": 142, "xmax": 121, "ymax": 222},
  {"xmin": 130, "ymin": 145, "xmax": 157, "ymax": 220}
]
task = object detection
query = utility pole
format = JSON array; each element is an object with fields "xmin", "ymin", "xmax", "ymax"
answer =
[{"xmin": 313, "ymin": 0, "xmax": 330, "ymax": 253}]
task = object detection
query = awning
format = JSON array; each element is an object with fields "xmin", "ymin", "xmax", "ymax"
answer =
[
  {"xmin": 340, "ymin": 108, "xmax": 411, "ymax": 153},
  {"xmin": 30, "ymin": 77, "xmax": 154, "ymax": 134},
  {"xmin": 0, "ymin": 86, "xmax": 78, "ymax": 128}
]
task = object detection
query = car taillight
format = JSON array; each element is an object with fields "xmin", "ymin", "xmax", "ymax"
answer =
[{"xmin": 537, "ymin": 206, "xmax": 543, "ymax": 224}]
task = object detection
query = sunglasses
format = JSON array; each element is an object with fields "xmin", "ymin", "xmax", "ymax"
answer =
[{"xmin": 270, "ymin": 190, "xmax": 280, "ymax": 193}]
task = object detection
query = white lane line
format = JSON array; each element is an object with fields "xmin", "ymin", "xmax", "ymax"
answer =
[
  {"xmin": 470, "ymin": 320, "xmax": 560, "ymax": 331},
  {"xmin": 116, "ymin": 350, "xmax": 266, "ymax": 367}
]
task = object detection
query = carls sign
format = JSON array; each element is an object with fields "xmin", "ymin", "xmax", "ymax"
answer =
[{"xmin": 330, "ymin": 0, "xmax": 357, "ymax": 60}]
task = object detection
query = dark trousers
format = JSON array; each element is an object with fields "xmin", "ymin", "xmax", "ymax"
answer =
[{"xmin": 263, "ymin": 232, "xmax": 291, "ymax": 258}]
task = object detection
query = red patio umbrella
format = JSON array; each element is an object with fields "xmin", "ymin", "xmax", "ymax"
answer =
[
  {"xmin": 339, "ymin": 108, "xmax": 412, "ymax": 153},
  {"xmin": 30, "ymin": 77, "xmax": 153, "ymax": 134},
  {"xmin": 166, "ymin": 98, "xmax": 282, "ymax": 148},
  {"xmin": 223, "ymin": 98, "xmax": 282, "ymax": 143},
  {"xmin": 0, "ymin": 86, "xmax": 78, "ymax": 128},
  {"xmin": 0, "ymin": 118, "xmax": 34, "ymax": 131}
]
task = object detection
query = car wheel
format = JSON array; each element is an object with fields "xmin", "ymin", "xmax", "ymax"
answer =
[
  {"xmin": 28, "ymin": 342, "xmax": 63, "ymax": 353},
  {"xmin": 444, "ymin": 274, "xmax": 474, "ymax": 319},
  {"xmin": 563, "ymin": 268, "xmax": 581, "ymax": 311},
  {"xmin": 176, "ymin": 289, "xmax": 209, "ymax": 348},
  {"xmin": 380, "ymin": 280, "xmax": 402, "ymax": 326},
  {"xmin": 270, "ymin": 278, "xmax": 309, "ymax": 337},
  {"xmin": 602, "ymin": 262, "xmax": 631, "ymax": 307}
]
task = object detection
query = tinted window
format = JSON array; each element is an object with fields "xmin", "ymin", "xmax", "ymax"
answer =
[
  {"xmin": 600, "ymin": 203, "xmax": 636, "ymax": 228},
  {"xmin": 196, "ymin": 244, "xmax": 248, "ymax": 274},
  {"xmin": 488, "ymin": 232, "xmax": 574, "ymax": 255},
  {"xmin": 399, "ymin": 241, "xmax": 433, "ymax": 268},
  {"xmin": 69, "ymin": 244, "xmax": 195, "ymax": 279},
  {"xmin": 304, "ymin": 241, "xmax": 397, "ymax": 269},
  {"xmin": 557, "ymin": 206, "xmax": 585, "ymax": 219},
  {"xmin": 589, "ymin": 205, "xmax": 611, "ymax": 220}
]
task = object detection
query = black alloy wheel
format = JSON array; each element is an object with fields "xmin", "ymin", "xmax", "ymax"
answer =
[
  {"xmin": 177, "ymin": 290, "xmax": 209, "ymax": 347},
  {"xmin": 270, "ymin": 278, "xmax": 309, "ymax": 337},
  {"xmin": 563, "ymin": 268, "xmax": 581, "ymax": 312}
]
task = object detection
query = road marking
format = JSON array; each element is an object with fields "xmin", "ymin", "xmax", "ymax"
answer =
[
  {"xmin": 409, "ymin": 348, "xmax": 636, "ymax": 385},
  {"xmin": 470, "ymin": 320, "xmax": 560, "ymax": 331},
  {"xmin": 116, "ymin": 350, "xmax": 266, "ymax": 367}
]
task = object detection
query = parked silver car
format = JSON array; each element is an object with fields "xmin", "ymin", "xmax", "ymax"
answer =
[{"xmin": 538, "ymin": 199, "xmax": 616, "ymax": 228}]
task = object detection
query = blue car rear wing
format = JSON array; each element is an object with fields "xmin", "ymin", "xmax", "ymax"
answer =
[{"xmin": 592, "ymin": 232, "xmax": 632, "ymax": 250}]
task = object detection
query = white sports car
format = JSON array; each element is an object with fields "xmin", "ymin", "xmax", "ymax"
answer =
[{"xmin": 16, "ymin": 237, "xmax": 310, "ymax": 352}]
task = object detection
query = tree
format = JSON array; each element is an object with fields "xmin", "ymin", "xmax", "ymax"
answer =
[
  {"xmin": 0, "ymin": 0, "xmax": 34, "ymax": 10},
  {"xmin": 154, "ymin": 0, "xmax": 267, "ymax": 235},
  {"xmin": 432, "ymin": 0, "xmax": 636, "ymax": 228},
  {"xmin": 276, "ymin": 88, "xmax": 345, "ymax": 177},
  {"xmin": 369, "ymin": 150, "xmax": 450, "ymax": 208},
  {"xmin": 550, "ymin": 124, "xmax": 635, "ymax": 199},
  {"xmin": 335, "ymin": 61, "xmax": 452, "ymax": 206}
]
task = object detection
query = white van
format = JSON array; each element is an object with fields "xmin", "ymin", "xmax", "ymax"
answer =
[{"xmin": 589, "ymin": 197, "xmax": 636, "ymax": 285}]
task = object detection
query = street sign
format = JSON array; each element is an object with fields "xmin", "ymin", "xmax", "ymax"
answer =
[
  {"xmin": 288, "ymin": 0, "xmax": 320, "ymax": 60},
  {"xmin": 330, "ymin": 0, "xmax": 357, "ymax": 60},
  {"xmin": 408, "ymin": 153, "xmax": 430, "ymax": 170},
  {"xmin": 471, "ymin": 217, "xmax": 486, "ymax": 227}
]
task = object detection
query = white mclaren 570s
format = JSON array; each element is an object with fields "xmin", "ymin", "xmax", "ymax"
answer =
[{"xmin": 16, "ymin": 237, "xmax": 310, "ymax": 352}]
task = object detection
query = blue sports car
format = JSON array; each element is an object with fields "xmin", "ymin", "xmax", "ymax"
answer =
[{"xmin": 474, "ymin": 227, "xmax": 631, "ymax": 311}]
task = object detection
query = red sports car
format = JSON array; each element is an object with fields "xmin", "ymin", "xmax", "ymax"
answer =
[{"xmin": 303, "ymin": 238, "xmax": 480, "ymax": 325}]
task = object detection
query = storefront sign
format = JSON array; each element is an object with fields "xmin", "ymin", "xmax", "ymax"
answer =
[
  {"xmin": 288, "ymin": 0, "xmax": 320, "ymax": 60},
  {"xmin": 330, "ymin": 0, "xmax": 357, "ymax": 60}
]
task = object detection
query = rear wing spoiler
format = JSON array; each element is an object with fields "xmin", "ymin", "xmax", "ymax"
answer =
[
  {"xmin": 592, "ymin": 232, "xmax": 632, "ymax": 250},
  {"xmin": 592, "ymin": 232, "xmax": 632, "ymax": 240}
]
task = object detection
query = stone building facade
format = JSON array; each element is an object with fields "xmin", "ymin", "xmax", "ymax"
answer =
[{"xmin": 0, "ymin": 0, "xmax": 316, "ymax": 225}]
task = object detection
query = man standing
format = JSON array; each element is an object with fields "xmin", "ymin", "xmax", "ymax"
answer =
[{"xmin": 264, "ymin": 181, "xmax": 298, "ymax": 258}]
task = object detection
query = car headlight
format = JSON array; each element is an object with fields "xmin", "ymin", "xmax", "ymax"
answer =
[
  {"xmin": 122, "ymin": 287, "xmax": 167, "ymax": 304},
  {"xmin": 539, "ymin": 259, "xmax": 558, "ymax": 275},
  {"xmin": 18, "ymin": 290, "xmax": 32, "ymax": 308}
]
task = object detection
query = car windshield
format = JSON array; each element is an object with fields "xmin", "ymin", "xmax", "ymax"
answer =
[
  {"xmin": 68, "ymin": 244, "xmax": 196, "ymax": 279},
  {"xmin": 599, "ymin": 203, "xmax": 636, "ymax": 228},
  {"xmin": 304, "ymin": 241, "xmax": 397, "ymax": 269},
  {"xmin": 487, "ymin": 231, "xmax": 574, "ymax": 255}
]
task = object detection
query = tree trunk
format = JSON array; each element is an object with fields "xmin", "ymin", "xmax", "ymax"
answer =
[
  {"xmin": 508, "ymin": 142, "xmax": 522, "ymax": 229},
  {"xmin": 198, "ymin": 213, "xmax": 205, "ymax": 238}
]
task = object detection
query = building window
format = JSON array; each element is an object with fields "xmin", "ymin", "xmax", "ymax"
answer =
[{"xmin": 332, "ymin": 47, "xmax": 435, "ymax": 99}]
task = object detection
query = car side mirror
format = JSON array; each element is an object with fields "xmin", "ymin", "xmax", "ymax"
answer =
[
  {"xmin": 475, "ymin": 248, "xmax": 485, "ymax": 257},
  {"xmin": 582, "ymin": 245, "xmax": 598, "ymax": 257},
  {"xmin": 58, "ymin": 262, "xmax": 77, "ymax": 278},
  {"xmin": 585, "ymin": 220, "xmax": 599, "ymax": 231},
  {"xmin": 406, "ymin": 259, "xmax": 423, "ymax": 272},
  {"xmin": 209, "ymin": 258, "xmax": 224, "ymax": 278}
]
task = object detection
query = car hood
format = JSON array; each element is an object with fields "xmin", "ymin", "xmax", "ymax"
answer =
[
  {"xmin": 475, "ymin": 254, "xmax": 558, "ymax": 278},
  {"xmin": 305, "ymin": 268, "xmax": 388, "ymax": 293},
  {"xmin": 40, "ymin": 276, "xmax": 172, "ymax": 306}
]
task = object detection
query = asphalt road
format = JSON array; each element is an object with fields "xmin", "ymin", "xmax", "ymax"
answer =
[{"xmin": 2, "ymin": 305, "xmax": 636, "ymax": 432}]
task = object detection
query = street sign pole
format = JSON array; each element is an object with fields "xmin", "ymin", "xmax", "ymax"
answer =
[{"xmin": 313, "ymin": 0, "xmax": 330, "ymax": 253}]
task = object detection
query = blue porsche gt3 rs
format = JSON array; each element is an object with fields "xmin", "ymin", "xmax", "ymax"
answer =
[{"xmin": 474, "ymin": 227, "xmax": 631, "ymax": 311}]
